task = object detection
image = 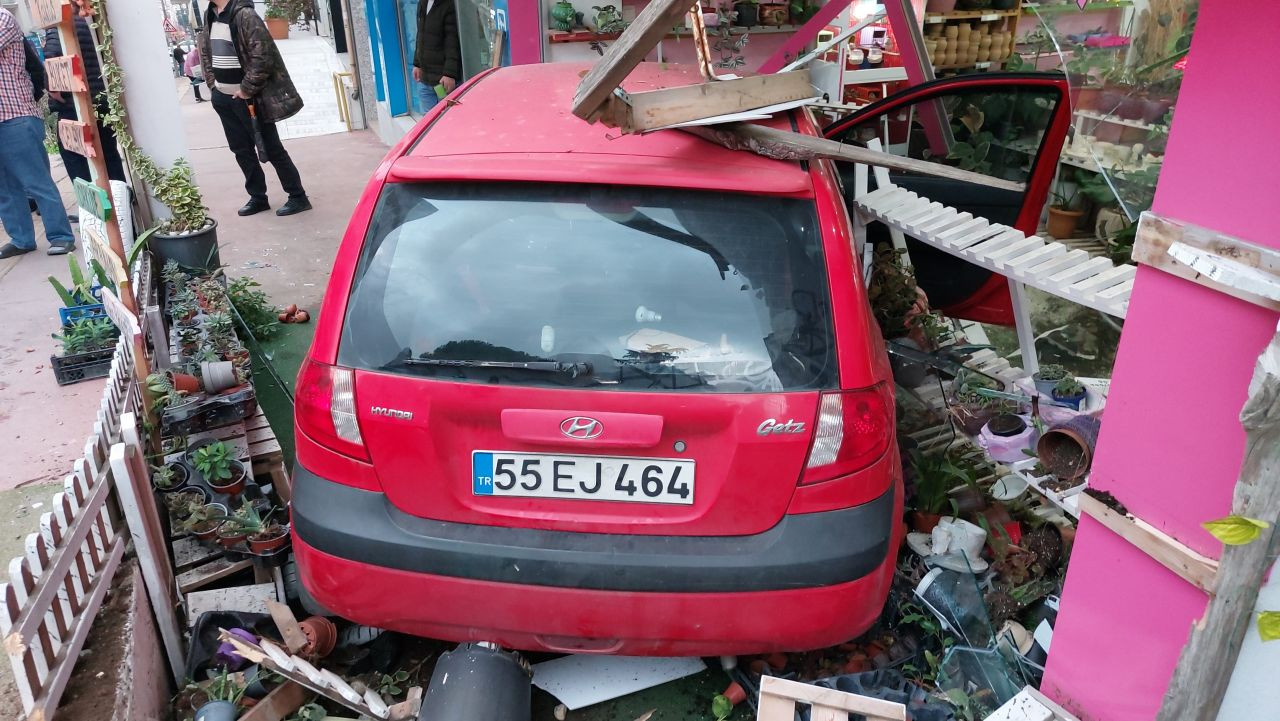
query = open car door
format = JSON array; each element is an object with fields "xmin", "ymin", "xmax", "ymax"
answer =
[{"xmin": 823, "ymin": 73, "xmax": 1071, "ymax": 325}]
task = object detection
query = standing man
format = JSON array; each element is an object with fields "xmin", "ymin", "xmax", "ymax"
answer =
[
  {"xmin": 44, "ymin": 16, "xmax": 128, "ymax": 186},
  {"xmin": 413, "ymin": 0, "xmax": 460, "ymax": 114},
  {"xmin": 171, "ymin": 44, "xmax": 186, "ymax": 76},
  {"xmin": 183, "ymin": 43, "xmax": 206, "ymax": 102},
  {"xmin": 0, "ymin": 8, "xmax": 76, "ymax": 259},
  {"xmin": 201, "ymin": 0, "xmax": 311, "ymax": 217}
]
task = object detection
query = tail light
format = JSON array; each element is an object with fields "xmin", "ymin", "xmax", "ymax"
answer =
[
  {"xmin": 802, "ymin": 383, "xmax": 894, "ymax": 484},
  {"xmin": 295, "ymin": 357, "xmax": 369, "ymax": 461}
]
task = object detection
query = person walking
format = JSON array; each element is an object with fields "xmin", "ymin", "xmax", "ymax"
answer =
[
  {"xmin": 171, "ymin": 44, "xmax": 186, "ymax": 77},
  {"xmin": 412, "ymin": 0, "xmax": 460, "ymax": 114},
  {"xmin": 201, "ymin": 0, "xmax": 310, "ymax": 217},
  {"xmin": 43, "ymin": 16, "xmax": 127, "ymax": 186},
  {"xmin": 0, "ymin": 8, "xmax": 75, "ymax": 259},
  {"xmin": 183, "ymin": 43, "xmax": 206, "ymax": 103}
]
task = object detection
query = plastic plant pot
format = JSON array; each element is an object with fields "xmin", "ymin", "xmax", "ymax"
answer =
[
  {"xmin": 201, "ymin": 361, "xmax": 239, "ymax": 394},
  {"xmin": 977, "ymin": 414, "xmax": 1036, "ymax": 463},
  {"xmin": 299, "ymin": 616, "xmax": 338, "ymax": 658},
  {"xmin": 194, "ymin": 700, "xmax": 237, "ymax": 721},
  {"xmin": 1046, "ymin": 207, "xmax": 1084, "ymax": 239},
  {"xmin": 733, "ymin": 1, "xmax": 758, "ymax": 26},
  {"xmin": 1051, "ymin": 387, "xmax": 1087, "ymax": 411},
  {"xmin": 207, "ymin": 460, "xmax": 248, "ymax": 496},
  {"xmin": 190, "ymin": 503, "xmax": 228, "ymax": 541},
  {"xmin": 153, "ymin": 462, "xmax": 191, "ymax": 493},
  {"xmin": 1036, "ymin": 416, "xmax": 1101, "ymax": 480},
  {"xmin": 216, "ymin": 522, "xmax": 248, "ymax": 549},
  {"xmin": 247, "ymin": 525, "xmax": 290, "ymax": 554}
]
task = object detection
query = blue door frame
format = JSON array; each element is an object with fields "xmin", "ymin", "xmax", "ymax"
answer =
[{"xmin": 365, "ymin": 0, "xmax": 409, "ymax": 115}]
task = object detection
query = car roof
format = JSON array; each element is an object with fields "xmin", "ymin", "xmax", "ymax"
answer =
[{"xmin": 391, "ymin": 62, "xmax": 814, "ymax": 196}]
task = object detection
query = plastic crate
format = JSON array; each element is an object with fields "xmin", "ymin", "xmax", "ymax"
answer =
[
  {"xmin": 51, "ymin": 347, "xmax": 115, "ymax": 386},
  {"xmin": 59, "ymin": 303, "xmax": 107, "ymax": 326}
]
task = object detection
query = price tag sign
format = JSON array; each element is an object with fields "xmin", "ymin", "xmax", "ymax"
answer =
[
  {"xmin": 30, "ymin": 0, "xmax": 68, "ymax": 27},
  {"xmin": 82, "ymin": 223, "xmax": 128, "ymax": 286},
  {"xmin": 73, "ymin": 178, "xmax": 112, "ymax": 221},
  {"xmin": 45, "ymin": 55, "xmax": 87, "ymax": 92},
  {"xmin": 59, "ymin": 120, "xmax": 97, "ymax": 160},
  {"xmin": 100, "ymin": 287, "xmax": 141, "ymax": 337}
]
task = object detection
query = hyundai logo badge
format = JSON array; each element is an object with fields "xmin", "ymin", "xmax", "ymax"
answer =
[{"xmin": 561, "ymin": 416, "xmax": 603, "ymax": 440}]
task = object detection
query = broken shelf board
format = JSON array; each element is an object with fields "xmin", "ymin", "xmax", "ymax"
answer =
[
  {"xmin": 757, "ymin": 675, "xmax": 906, "ymax": 721},
  {"xmin": 609, "ymin": 70, "xmax": 815, "ymax": 133},
  {"xmin": 1133, "ymin": 211, "xmax": 1280, "ymax": 312},
  {"xmin": 178, "ymin": 556, "xmax": 254, "ymax": 594},
  {"xmin": 186, "ymin": 583, "xmax": 278, "ymax": 627},
  {"xmin": 173, "ymin": 535, "xmax": 222, "ymax": 572},
  {"xmin": 531, "ymin": 655, "xmax": 706, "ymax": 710},
  {"xmin": 1078, "ymin": 492, "xmax": 1218, "ymax": 594}
]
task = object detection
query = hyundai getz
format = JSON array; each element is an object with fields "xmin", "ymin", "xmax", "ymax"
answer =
[{"xmin": 291, "ymin": 62, "xmax": 904, "ymax": 656}]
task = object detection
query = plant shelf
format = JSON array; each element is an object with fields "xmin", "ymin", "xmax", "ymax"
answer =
[
  {"xmin": 1022, "ymin": 0, "xmax": 1133, "ymax": 14},
  {"xmin": 924, "ymin": 9, "xmax": 1021, "ymax": 23},
  {"xmin": 547, "ymin": 24, "xmax": 800, "ymax": 43}
]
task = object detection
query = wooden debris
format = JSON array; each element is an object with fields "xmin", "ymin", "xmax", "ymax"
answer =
[
  {"xmin": 177, "ymin": 557, "xmax": 253, "ymax": 594},
  {"xmin": 1133, "ymin": 211, "xmax": 1280, "ymax": 311},
  {"xmin": 572, "ymin": 0, "xmax": 697, "ymax": 121},
  {"xmin": 186, "ymin": 584, "xmax": 278, "ymax": 627},
  {"xmin": 266, "ymin": 600, "xmax": 308, "ymax": 654},
  {"xmin": 681, "ymin": 122, "xmax": 1024, "ymax": 192},
  {"xmin": 237, "ymin": 681, "xmax": 309, "ymax": 721},
  {"xmin": 1078, "ymin": 493, "xmax": 1218, "ymax": 593},
  {"xmin": 757, "ymin": 675, "xmax": 906, "ymax": 720},
  {"xmin": 612, "ymin": 71, "xmax": 814, "ymax": 133}
]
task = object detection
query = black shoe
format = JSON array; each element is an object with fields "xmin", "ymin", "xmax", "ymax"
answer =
[
  {"xmin": 47, "ymin": 243, "xmax": 75, "ymax": 256},
  {"xmin": 67, "ymin": 214, "xmax": 79, "ymax": 223},
  {"xmin": 0, "ymin": 243, "xmax": 34, "ymax": 259},
  {"xmin": 194, "ymin": 98, "xmax": 207, "ymax": 103},
  {"xmin": 276, "ymin": 197, "xmax": 313, "ymax": 216},
  {"xmin": 238, "ymin": 198, "xmax": 271, "ymax": 216}
]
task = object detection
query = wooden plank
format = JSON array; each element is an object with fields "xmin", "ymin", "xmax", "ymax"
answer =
[
  {"xmin": 1078, "ymin": 493, "xmax": 1218, "ymax": 593},
  {"xmin": 1133, "ymin": 211, "xmax": 1280, "ymax": 312},
  {"xmin": 237, "ymin": 680, "xmax": 309, "ymax": 721},
  {"xmin": 685, "ymin": 123, "xmax": 1025, "ymax": 193},
  {"xmin": 172, "ymin": 537, "xmax": 220, "ymax": 573},
  {"xmin": 266, "ymin": 600, "xmax": 308, "ymax": 653},
  {"xmin": 1157, "ymin": 328, "xmax": 1280, "ymax": 720},
  {"xmin": 186, "ymin": 584, "xmax": 278, "ymax": 627},
  {"xmin": 571, "ymin": 0, "xmax": 697, "ymax": 121},
  {"xmin": 759, "ymin": 676, "xmax": 906, "ymax": 720},
  {"xmin": 177, "ymin": 558, "xmax": 253, "ymax": 594},
  {"xmin": 28, "ymin": 0, "xmax": 68, "ymax": 27},
  {"xmin": 621, "ymin": 70, "xmax": 814, "ymax": 132},
  {"xmin": 219, "ymin": 633, "xmax": 394, "ymax": 719}
]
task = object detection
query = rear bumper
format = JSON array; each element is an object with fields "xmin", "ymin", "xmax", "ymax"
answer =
[{"xmin": 291, "ymin": 464, "xmax": 899, "ymax": 654}]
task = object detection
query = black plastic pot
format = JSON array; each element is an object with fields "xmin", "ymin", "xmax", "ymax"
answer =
[
  {"xmin": 422, "ymin": 644, "xmax": 532, "ymax": 721},
  {"xmin": 734, "ymin": 2, "xmax": 759, "ymax": 26},
  {"xmin": 153, "ymin": 219, "xmax": 221, "ymax": 273},
  {"xmin": 987, "ymin": 413, "xmax": 1027, "ymax": 437}
]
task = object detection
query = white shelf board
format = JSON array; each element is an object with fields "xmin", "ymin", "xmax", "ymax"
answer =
[{"xmin": 844, "ymin": 66, "xmax": 908, "ymax": 84}]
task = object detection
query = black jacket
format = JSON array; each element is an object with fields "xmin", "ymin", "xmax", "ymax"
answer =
[
  {"xmin": 414, "ymin": 0, "xmax": 460, "ymax": 85},
  {"xmin": 43, "ymin": 17, "xmax": 104, "ymax": 111},
  {"xmin": 200, "ymin": 0, "xmax": 303, "ymax": 123}
]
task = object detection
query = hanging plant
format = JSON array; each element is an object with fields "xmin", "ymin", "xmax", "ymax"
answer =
[{"xmin": 89, "ymin": 0, "xmax": 209, "ymax": 233}]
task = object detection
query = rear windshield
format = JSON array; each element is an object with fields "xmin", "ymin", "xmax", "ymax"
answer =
[{"xmin": 338, "ymin": 183, "xmax": 837, "ymax": 393}]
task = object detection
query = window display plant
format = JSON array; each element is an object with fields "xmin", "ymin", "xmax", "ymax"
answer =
[
  {"xmin": 1051, "ymin": 376, "xmax": 1087, "ymax": 411},
  {"xmin": 1031, "ymin": 363, "xmax": 1068, "ymax": 395},
  {"xmin": 192, "ymin": 440, "xmax": 248, "ymax": 495}
]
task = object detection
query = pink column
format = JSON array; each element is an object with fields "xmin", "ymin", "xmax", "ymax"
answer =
[
  {"xmin": 1041, "ymin": 1, "xmax": 1280, "ymax": 719},
  {"xmin": 508, "ymin": 1, "xmax": 543, "ymax": 65}
]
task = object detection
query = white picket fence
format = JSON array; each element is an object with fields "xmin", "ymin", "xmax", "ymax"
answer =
[{"xmin": 0, "ymin": 330, "xmax": 183, "ymax": 719}]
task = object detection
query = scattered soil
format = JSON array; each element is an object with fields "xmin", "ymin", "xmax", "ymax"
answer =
[
  {"xmin": 1041, "ymin": 476, "xmax": 1084, "ymax": 494},
  {"xmin": 1022, "ymin": 526, "xmax": 1063, "ymax": 567},
  {"xmin": 984, "ymin": 590, "xmax": 1020, "ymax": 625},
  {"xmin": 1084, "ymin": 488, "xmax": 1128, "ymax": 515},
  {"xmin": 57, "ymin": 568, "xmax": 133, "ymax": 721}
]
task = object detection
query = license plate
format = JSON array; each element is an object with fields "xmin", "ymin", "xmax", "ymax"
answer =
[{"xmin": 472, "ymin": 451, "xmax": 694, "ymax": 505}]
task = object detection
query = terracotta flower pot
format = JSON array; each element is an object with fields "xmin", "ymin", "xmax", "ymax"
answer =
[
  {"xmin": 910, "ymin": 510, "xmax": 943, "ymax": 533},
  {"xmin": 1036, "ymin": 415, "xmax": 1101, "ymax": 479},
  {"xmin": 207, "ymin": 460, "xmax": 248, "ymax": 496},
  {"xmin": 172, "ymin": 372, "xmax": 201, "ymax": 393},
  {"xmin": 265, "ymin": 16, "xmax": 289, "ymax": 39},
  {"xmin": 926, "ymin": 0, "xmax": 958, "ymax": 12},
  {"xmin": 723, "ymin": 681, "xmax": 747, "ymax": 706},
  {"xmin": 1093, "ymin": 119, "xmax": 1125, "ymax": 144},
  {"xmin": 216, "ymin": 522, "xmax": 247, "ymax": 548},
  {"xmin": 299, "ymin": 616, "xmax": 338, "ymax": 658},
  {"xmin": 1046, "ymin": 207, "xmax": 1084, "ymax": 239},
  {"xmin": 1073, "ymin": 86, "xmax": 1101, "ymax": 112},
  {"xmin": 248, "ymin": 525, "xmax": 290, "ymax": 554}
]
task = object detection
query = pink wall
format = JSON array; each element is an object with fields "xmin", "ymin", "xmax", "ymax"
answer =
[
  {"xmin": 509, "ymin": 1, "xmax": 542, "ymax": 64},
  {"xmin": 1042, "ymin": 1, "xmax": 1280, "ymax": 719}
]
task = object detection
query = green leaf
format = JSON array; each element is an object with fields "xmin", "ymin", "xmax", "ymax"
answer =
[
  {"xmin": 711, "ymin": 694, "xmax": 733, "ymax": 720},
  {"xmin": 48, "ymin": 276, "xmax": 77, "ymax": 307},
  {"xmin": 1258, "ymin": 611, "xmax": 1280, "ymax": 642},
  {"xmin": 1203, "ymin": 515, "xmax": 1270, "ymax": 546}
]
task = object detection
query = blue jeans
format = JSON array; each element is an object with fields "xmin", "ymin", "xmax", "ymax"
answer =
[
  {"xmin": 0, "ymin": 115, "xmax": 75, "ymax": 250},
  {"xmin": 418, "ymin": 82, "xmax": 441, "ymax": 114}
]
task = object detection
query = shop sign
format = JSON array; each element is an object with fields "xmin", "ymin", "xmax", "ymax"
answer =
[
  {"xmin": 73, "ymin": 178, "xmax": 112, "ymax": 223},
  {"xmin": 58, "ymin": 120, "xmax": 97, "ymax": 160},
  {"xmin": 100, "ymin": 287, "xmax": 140, "ymax": 337},
  {"xmin": 45, "ymin": 55, "xmax": 87, "ymax": 93}
]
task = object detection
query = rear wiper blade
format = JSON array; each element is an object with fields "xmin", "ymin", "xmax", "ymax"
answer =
[{"xmin": 401, "ymin": 358, "xmax": 593, "ymax": 378}]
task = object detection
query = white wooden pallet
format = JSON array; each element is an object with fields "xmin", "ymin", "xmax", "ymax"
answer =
[{"xmin": 854, "ymin": 183, "xmax": 1135, "ymax": 319}]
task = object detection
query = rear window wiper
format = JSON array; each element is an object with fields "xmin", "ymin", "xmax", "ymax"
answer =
[{"xmin": 400, "ymin": 358, "xmax": 593, "ymax": 378}]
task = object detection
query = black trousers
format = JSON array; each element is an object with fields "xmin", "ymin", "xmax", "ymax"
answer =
[
  {"xmin": 54, "ymin": 100, "xmax": 127, "ymax": 185},
  {"xmin": 211, "ymin": 88, "xmax": 306, "ymax": 202}
]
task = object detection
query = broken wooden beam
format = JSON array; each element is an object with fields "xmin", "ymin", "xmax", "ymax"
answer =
[
  {"xmin": 1133, "ymin": 211, "xmax": 1280, "ymax": 311},
  {"xmin": 612, "ymin": 71, "xmax": 814, "ymax": 132},
  {"xmin": 572, "ymin": 0, "xmax": 696, "ymax": 121},
  {"xmin": 681, "ymin": 122, "xmax": 1025, "ymax": 192},
  {"xmin": 1077, "ymin": 492, "xmax": 1218, "ymax": 593}
]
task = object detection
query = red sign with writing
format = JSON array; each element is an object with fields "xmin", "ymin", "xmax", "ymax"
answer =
[
  {"xmin": 57, "ymin": 119, "xmax": 96, "ymax": 159},
  {"xmin": 45, "ymin": 55, "xmax": 87, "ymax": 93},
  {"xmin": 30, "ymin": 0, "xmax": 68, "ymax": 28}
]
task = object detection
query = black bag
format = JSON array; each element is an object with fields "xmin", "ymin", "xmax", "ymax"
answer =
[{"xmin": 23, "ymin": 38, "xmax": 46, "ymax": 102}]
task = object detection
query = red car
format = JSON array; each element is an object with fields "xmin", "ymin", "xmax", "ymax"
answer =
[{"xmin": 291, "ymin": 63, "xmax": 1069, "ymax": 655}]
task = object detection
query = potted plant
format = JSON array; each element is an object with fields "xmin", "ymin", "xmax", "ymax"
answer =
[
  {"xmin": 264, "ymin": 0, "xmax": 302, "ymax": 39},
  {"xmin": 183, "ymin": 501, "xmax": 228, "ymax": 541},
  {"xmin": 712, "ymin": 12, "xmax": 748, "ymax": 69},
  {"xmin": 151, "ymin": 462, "xmax": 190, "ymax": 493},
  {"xmin": 194, "ymin": 668, "xmax": 245, "ymax": 721},
  {"xmin": 1051, "ymin": 376, "xmax": 1087, "ymax": 410},
  {"xmin": 50, "ymin": 317, "xmax": 120, "ymax": 386},
  {"xmin": 732, "ymin": 0, "xmax": 758, "ymax": 26},
  {"xmin": 1046, "ymin": 183, "xmax": 1084, "ymax": 239},
  {"xmin": 192, "ymin": 440, "xmax": 248, "ymax": 495},
  {"xmin": 49, "ymin": 255, "xmax": 112, "ymax": 325},
  {"xmin": 907, "ymin": 451, "xmax": 957, "ymax": 532},
  {"xmin": 1031, "ymin": 363, "xmax": 1067, "ymax": 396},
  {"xmin": 758, "ymin": 1, "xmax": 788, "ymax": 26}
]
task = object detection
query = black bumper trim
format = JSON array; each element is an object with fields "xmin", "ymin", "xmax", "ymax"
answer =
[{"xmin": 291, "ymin": 464, "xmax": 894, "ymax": 593}]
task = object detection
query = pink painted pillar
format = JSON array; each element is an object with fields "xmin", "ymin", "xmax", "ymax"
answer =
[
  {"xmin": 1040, "ymin": 2, "xmax": 1280, "ymax": 720},
  {"xmin": 508, "ymin": 1, "xmax": 542, "ymax": 65}
]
